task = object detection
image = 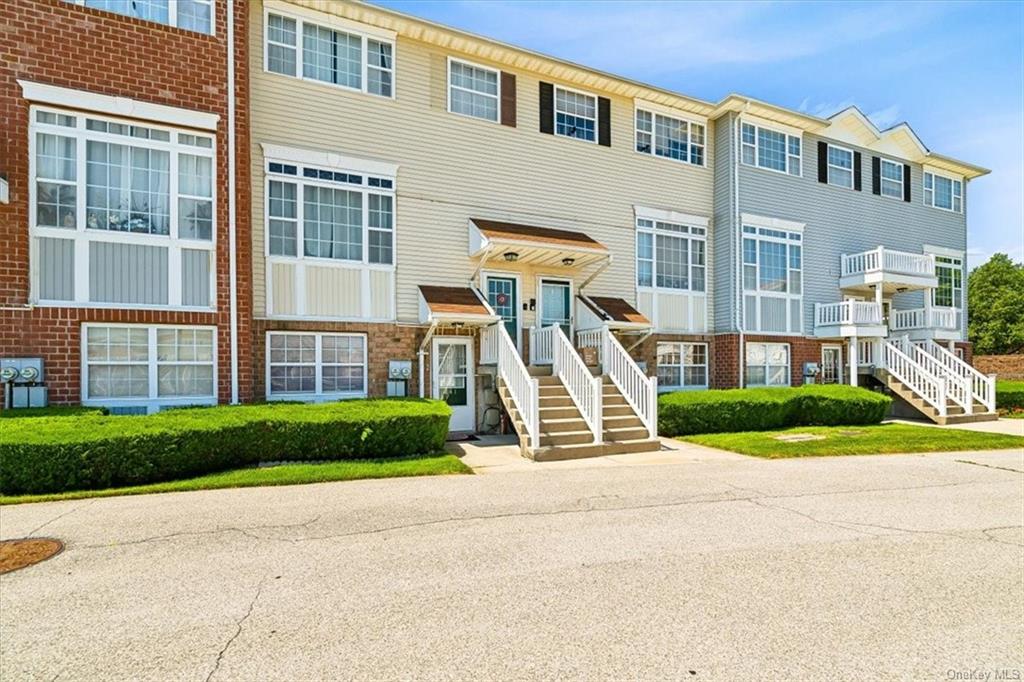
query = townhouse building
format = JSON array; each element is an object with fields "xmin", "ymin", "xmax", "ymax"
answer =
[
  {"xmin": 1, "ymin": 0, "xmax": 994, "ymax": 449},
  {"xmin": 1, "ymin": 0, "xmax": 252, "ymax": 411}
]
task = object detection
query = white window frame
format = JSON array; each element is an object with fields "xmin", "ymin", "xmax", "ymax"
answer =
[
  {"xmin": 65, "ymin": 0, "xmax": 214, "ymax": 35},
  {"xmin": 879, "ymin": 158, "xmax": 905, "ymax": 199},
  {"xmin": 741, "ymin": 217, "xmax": 804, "ymax": 336},
  {"xmin": 635, "ymin": 217, "xmax": 707, "ymax": 294},
  {"xmin": 265, "ymin": 331, "xmax": 368, "ymax": 401},
  {"xmin": 656, "ymin": 342, "xmax": 709, "ymax": 392},
  {"xmin": 634, "ymin": 106, "xmax": 706, "ymax": 167},
  {"xmin": 745, "ymin": 342, "xmax": 791, "ymax": 388},
  {"xmin": 923, "ymin": 170, "xmax": 963, "ymax": 213},
  {"xmin": 446, "ymin": 56, "xmax": 501, "ymax": 124},
  {"xmin": 81, "ymin": 323, "xmax": 218, "ymax": 412},
  {"xmin": 825, "ymin": 143, "xmax": 854, "ymax": 189},
  {"xmin": 740, "ymin": 120, "xmax": 802, "ymax": 177},
  {"xmin": 553, "ymin": 84, "xmax": 599, "ymax": 144},
  {"xmin": 29, "ymin": 106, "xmax": 216, "ymax": 310},
  {"xmin": 263, "ymin": 7, "xmax": 396, "ymax": 100},
  {"xmin": 932, "ymin": 253, "xmax": 964, "ymax": 310}
]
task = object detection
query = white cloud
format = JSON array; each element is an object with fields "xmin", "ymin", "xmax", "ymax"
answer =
[{"xmin": 867, "ymin": 104, "xmax": 902, "ymax": 130}]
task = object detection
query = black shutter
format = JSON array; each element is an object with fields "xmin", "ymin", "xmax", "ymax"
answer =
[
  {"xmin": 853, "ymin": 151, "xmax": 862, "ymax": 191},
  {"xmin": 817, "ymin": 141, "xmax": 828, "ymax": 183},
  {"xmin": 500, "ymin": 72, "xmax": 516, "ymax": 127},
  {"xmin": 871, "ymin": 156, "xmax": 881, "ymax": 195},
  {"xmin": 539, "ymin": 82, "xmax": 554, "ymax": 134},
  {"xmin": 597, "ymin": 96, "xmax": 611, "ymax": 147},
  {"xmin": 903, "ymin": 164, "xmax": 912, "ymax": 202}
]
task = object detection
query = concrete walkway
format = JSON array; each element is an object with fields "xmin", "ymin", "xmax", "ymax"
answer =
[{"xmin": 887, "ymin": 416, "xmax": 1024, "ymax": 436}]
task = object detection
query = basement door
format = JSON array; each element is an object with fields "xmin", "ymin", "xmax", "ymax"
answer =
[
  {"xmin": 432, "ymin": 337, "xmax": 475, "ymax": 432},
  {"xmin": 821, "ymin": 345, "xmax": 843, "ymax": 384}
]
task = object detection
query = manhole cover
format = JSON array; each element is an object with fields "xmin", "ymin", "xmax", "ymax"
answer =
[
  {"xmin": 0, "ymin": 538, "xmax": 64, "ymax": 574},
  {"xmin": 774, "ymin": 434, "xmax": 826, "ymax": 442}
]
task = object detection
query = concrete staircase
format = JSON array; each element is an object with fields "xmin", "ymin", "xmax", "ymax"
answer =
[
  {"xmin": 498, "ymin": 365, "xmax": 661, "ymax": 461},
  {"xmin": 874, "ymin": 368, "xmax": 998, "ymax": 425}
]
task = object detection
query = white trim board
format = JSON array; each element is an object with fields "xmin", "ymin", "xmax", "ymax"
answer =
[
  {"xmin": 19, "ymin": 80, "xmax": 219, "ymax": 131},
  {"xmin": 634, "ymin": 205, "xmax": 710, "ymax": 228},
  {"xmin": 740, "ymin": 213, "xmax": 805, "ymax": 232},
  {"xmin": 261, "ymin": 143, "xmax": 399, "ymax": 178}
]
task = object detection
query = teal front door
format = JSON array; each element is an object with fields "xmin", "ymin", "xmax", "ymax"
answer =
[
  {"xmin": 540, "ymin": 279, "xmax": 572, "ymax": 337},
  {"xmin": 486, "ymin": 276, "xmax": 519, "ymax": 348}
]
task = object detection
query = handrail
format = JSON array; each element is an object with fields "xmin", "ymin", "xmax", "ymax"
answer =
[
  {"xmin": 600, "ymin": 326, "xmax": 658, "ymax": 439},
  {"xmin": 882, "ymin": 340, "xmax": 947, "ymax": 417},
  {"xmin": 529, "ymin": 326, "xmax": 556, "ymax": 365},
  {"xmin": 551, "ymin": 325, "xmax": 602, "ymax": 443},
  {"xmin": 925, "ymin": 340, "xmax": 996, "ymax": 413},
  {"xmin": 890, "ymin": 307, "xmax": 958, "ymax": 331},
  {"xmin": 841, "ymin": 246, "xmax": 935, "ymax": 277},
  {"xmin": 482, "ymin": 324, "xmax": 540, "ymax": 450},
  {"xmin": 815, "ymin": 301, "xmax": 882, "ymax": 326},
  {"xmin": 898, "ymin": 338, "xmax": 972, "ymax": 414}
]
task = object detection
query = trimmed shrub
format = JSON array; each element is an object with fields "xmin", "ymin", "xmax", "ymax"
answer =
[
  {"xmin": 996, "ymin": 380, "xmax": 1024, "ymax": 410},
  {"xmin": 0, "ymin": 406, "xmax": 108, "ymax": 419},
  {"xmin": 0, "ymin": 399, "xmax": 451, "ymax": 495},
  {"xmin": 658, "ymin": 385, "xmax": 891, "ymax": 437}
]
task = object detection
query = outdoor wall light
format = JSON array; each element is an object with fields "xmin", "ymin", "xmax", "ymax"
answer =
[
  {"xmin": 561, "ymin": 257, "xmax": 575, "ymax": 266},
  {"xmin": 503, "ymin": 252, "xmax": 519, "ymax": 262}
]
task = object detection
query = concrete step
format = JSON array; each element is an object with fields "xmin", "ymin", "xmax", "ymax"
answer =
[
  {"xmin": 603, "ymin": 425, "xmax": 651, "ymax": 442},
  {"xmin": 539, "ymin": 405, "xmax": 583, "ymax": 420},
  {"xmin": 601, "ymin": 393, "xmax": 628, "ymax": 406},
  {"xmin": 529, "ymin": 438, "xmax": 661, "ymax": 462},
  {"xmin": 938, "ymin": 412, "xmax": 1000, "ymax": 425},
  {"xmin": 602, "ymin": 404, "xmax": 636, "ymax": 417},
  {"xmin": 535, "ymin": 375, "xmax": 563, "ymax": 386},
  {"xmin": 539, "ymin": 417, "xmax": 591, "ymax": 434},
  {"xmin": 538, "ymin": 395, "xmax": 575, "ymax": 408},
  {"xmin": 528, "ymin": 365, "xmax": 553, "ymax": 377},
  {"xmin": 539, "ymin": 384, "xmax": 570, "ymax": 397},
  {"xmin": 601, "ymin": 414, "xmax": 644, "ymax": 430},
  {"xmin": 540, "ymin": 430, "xmax": 596, "ymax": 447}
]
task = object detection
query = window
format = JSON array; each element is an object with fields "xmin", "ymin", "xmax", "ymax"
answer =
[
  {"xmin": 448, "ymin": 59, "xmax": 499, "ymax": 122},
  {"xmin": 742, "ymin": 224, "xmax": 802, "ymax": 334},
  {"xmin": 554, "ymin": 86, "xmax": 596, "ymax": 142},
  {"xmin": 83, "ymin": 325, "xmax": 216, "ymax": 408},
  {"xmin": 741, "ymin": 122, "xmax": 800, "ymax": 176},
  {"xmin": 265, "ymin": 161, "xmax": 395, "ymax": 265},
  {"xmin": 267, "ymin": 332, "xmax": 367, "ymax": 400},
  {"xmin": 657, "ymin": 342, "xmax": 708, "ymax": 390},
  {"xmin": 636, "ymin": 218, "xmax": 706, "ymax": 293},
  {"xmin": 635, "ymin": 109, "xmax": 705, "ymax": 166},
  {"xmin": 67, "ymin": 0, "xmax": 213, "ymax": 34},
  {"xmin": 746, "ymin": 343, "xmax": 790, "ymax": 387},
  {"xmin": 880, "ymin": 159, "xmax": 904, "ymax": 199},
  {"xmin": 31, "ymin": 108, "xmax": 215, "ymax": 308},
  {"xmin": 933, "ymin": 255, "xmax": 963, "ymax": 309},
  {"xmin": 924, "ymin": 171, "xmax": 962, "ymax": 212},
  {"xmin": 265, "ymin": 12, "xmax": 393, "ymax": 98},
  {"xmin": 826, "ymin": 145, "xmax": 853, "ymax": 188}
]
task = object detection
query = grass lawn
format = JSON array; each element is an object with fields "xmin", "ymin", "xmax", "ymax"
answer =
[
  {"xmin": 681, "ymin": 423, "xmax": 1024, "ymax": 459},
  {"xmin": 0, "ymin": 454, "xmax": 471, "ymax": 505}
]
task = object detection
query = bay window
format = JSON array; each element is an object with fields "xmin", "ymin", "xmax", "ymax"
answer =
[
  {"xmin": 636, "ymin": 218, "xmax": 706, "ymax": 293},
  {"xmin": 30, "ymin": 108, "xmax": 215, "ymax": 309},
  {"xmin": 657, "ymin": 342, "xmax": 708, "ymax": 390},
  {"xmin": 742, "ymin": 224, "xmax": 803, "ymax": 334},
  {"xmin": 741, "ymin": 122, "xmax": 801, "ymax": 176},
  {"xmin": 635, "ymin": 109, "xmax": 705, "ymax": 166},
  {"xmin": 265, "ymin": 11, "xmax": 394, "ymax": 98},
  {"xmin": 746, "ymin": 343, "xmax": 790, "ymax": 387},
  {"xmin": 924, "ymin": 171, "xmax": 962, "ymax": 212},
  {"xmin": 267, "ymin": 332, "xmax": 367, "ymax": 400}
]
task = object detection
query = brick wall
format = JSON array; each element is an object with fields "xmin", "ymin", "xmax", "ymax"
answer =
[
  {"xmin": 973, "ymin": 354, "xmax": 1024, "ymax": 380},
  {"xmin": 713, "ymin": 334, "xmax": 826, "ymax": 388},
  {"xmin": 0, "ymin": 0, "xmax": 252, "ymax": 405}
]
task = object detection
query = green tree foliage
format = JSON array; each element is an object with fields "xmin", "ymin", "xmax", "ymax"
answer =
[{"xmin": 968, "ymin": 253, "xmax": 1024, "ymax": 355}]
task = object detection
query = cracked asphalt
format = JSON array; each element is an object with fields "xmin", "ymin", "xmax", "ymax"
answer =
[{"xmin": 1, "ymin": 447, "xmax": 1022, "ymax": 680}]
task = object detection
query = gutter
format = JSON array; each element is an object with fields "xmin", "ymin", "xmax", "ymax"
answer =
[{"xmin": 227, "ymin": 0, "xmax": 239, "ymax": 404}]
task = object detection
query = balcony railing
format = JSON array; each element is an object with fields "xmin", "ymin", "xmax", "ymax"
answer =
[
  {"xmin": 890, "ymin": 307, "xmax": 958, "ymax": 332},
  {"xmin": 815, "ymin": 301, "xmax": 883, "ymax": 328},
  {"xmin": 841, "ymin": 247, "xmax": 935, "ymax": 278}
]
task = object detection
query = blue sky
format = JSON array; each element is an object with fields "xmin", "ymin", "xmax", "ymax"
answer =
[{"xmin": 376, "ymin": 0, "xmax": 1024, "ymax": 269}]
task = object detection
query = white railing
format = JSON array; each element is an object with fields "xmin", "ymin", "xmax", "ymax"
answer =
[
  {"xmin": 529, "ymin": 326, "xmax": 556, "ymax": 365},
  {"xmin": 896, "ymin": 338, "xmax": 972, "ymax": 414},
  {"xmin": 841, "ymin": 246, "xmax": 935, "ymax": 278},
  {"xmin": 890, "ymin": 307, "xmax": 958, "ymax": 331},
  {"xmin": 551, "ymin": 326, "xmax": 602, "ymax": 443},
  {"xmin": 815, "ymin": 301, "xmax": 883, "ymax": 327},
  {"xmin": 576, "ymin": 329, "xmax": 603, "ymax": 362},
  {"xmin": 925, "ymin": 340, "xmax": 996, "ymax": 413},
  {"xmin": 882, "ymin": 340, "xmax": 947, "ymax": 417},
  {"xmin": 858, "ymin": 339, "xmax": 877, "ymax": 366},
  {"xmin": 598, "ymin": 326, "xmax": 658, "ymax": 440},
  {"xmin": 482, "ymin": 324, "xmax": 540, "ymax": 450}
]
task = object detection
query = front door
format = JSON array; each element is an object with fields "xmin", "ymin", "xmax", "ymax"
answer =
[
  {"xmin": 432, "ymin": 338, "xmax": 475, "ymax": 432},
  {"xmin": 821, "ymin": 345, "xmax": 842, "ymax": 384},
  {"xmin": 485, "ymin": 275, "xmax": 519, "ymax": 349},
  {"xmin": 539, "ymin": 279, "xmax": 572, "ymax": 337}
]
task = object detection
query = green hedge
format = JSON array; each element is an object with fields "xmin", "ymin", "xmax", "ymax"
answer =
[
  {"xmin": 0, "ymin": 399, "xmax": 451, "ymax": 495},
  {"xmin": 996, "ymin": 380, "xmax": 1024, "ymax": 410},
  {"xmin": 0, "ymin": 406, "xmax": 108, "ymax": 419},
  {"xmin": 658, "ymin": 385, "xmax": 891, "ymax": 437}
]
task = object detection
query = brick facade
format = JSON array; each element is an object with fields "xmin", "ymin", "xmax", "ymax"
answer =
[
  {"xmin": 0, "ymin": 0, "xmax": 252, "ymax": 406},
  {"xmin": 712, "ymin": 334, "xmax": 826, "ymax": 388}
]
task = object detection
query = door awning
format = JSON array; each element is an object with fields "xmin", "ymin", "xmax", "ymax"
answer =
[
  {"xmin": 418, "ymin": 285, "xmax": 500, "ymax": 325},
  {"xmin": 469, "ymin": 218, "xmax": 609, "ymax": 268},
  {"xmin": 578, "ymin": 295, "xmax": 652, "ymax": 330}
]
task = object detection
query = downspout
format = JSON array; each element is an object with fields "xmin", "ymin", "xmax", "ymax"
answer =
[
  {"xmin": 227, "ymin": 0, "xmax": 239, "ymax": 404},
  {"xmin": 734, "ymin": 105, "xmax": 748, "ymax": 388}
]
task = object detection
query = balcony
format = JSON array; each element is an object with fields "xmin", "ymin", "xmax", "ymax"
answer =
[
  {"xmin": 814, "ymin": 301, "xmax": 887, "ymax": 338},
  {"xmin": 890, "ymin": 306, "xmax": 960, "ymax": 341},
  {"xmin": 839, "ymin": 246, "xmax": 937, "ymax": 293}
]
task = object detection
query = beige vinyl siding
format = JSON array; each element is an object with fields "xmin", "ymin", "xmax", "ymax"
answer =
[{"xmin": 249, "ymin": 0, "xmax": 714, "ymax": 326}]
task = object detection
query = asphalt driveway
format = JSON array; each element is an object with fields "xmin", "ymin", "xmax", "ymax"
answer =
[{"xmin": 1, "ymin": 447, "xmax": 1022, "ymax": 680}]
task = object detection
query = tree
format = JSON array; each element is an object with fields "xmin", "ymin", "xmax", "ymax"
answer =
[{"xmin": 967, "ymin": 253, "xmax": 1024, "ymax": 355}]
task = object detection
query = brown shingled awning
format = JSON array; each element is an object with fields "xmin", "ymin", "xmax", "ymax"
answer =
[
  {"xmin": 469, "ymin": 218, "xmax": 609, "ymax": 268},
  {"xmin": 578, "ymin": 295, "xmax": 652, "ymax": 329},
  {"xmin": 418, "ymin": 286, "xmax": 499, "ymax": 325}
]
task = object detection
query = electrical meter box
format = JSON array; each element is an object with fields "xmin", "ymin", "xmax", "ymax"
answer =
[{"xmin": 387, "ymin": 360, "xmax": 413, "ymax": 397}]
